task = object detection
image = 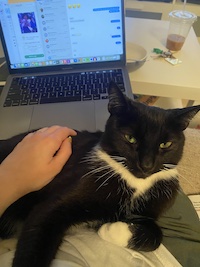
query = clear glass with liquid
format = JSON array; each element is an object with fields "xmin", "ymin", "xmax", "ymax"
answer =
[{"xmin": 166, "ymin": 10, "xmax": 197, "ymax": 51}]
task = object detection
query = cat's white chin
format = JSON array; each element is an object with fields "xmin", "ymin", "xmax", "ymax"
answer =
[{"xmin": 96, "ymin": 148, "xmax": 178, "ymax": 198}]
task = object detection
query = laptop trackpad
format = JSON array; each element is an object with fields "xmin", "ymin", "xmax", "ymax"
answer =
[
  {"xmin": 0, "ymin": 106, "xmax": 33, "ymax": 139},
  {"xmin": 30, "ymin": 102, "xmax": 96, "ymax": 132}
]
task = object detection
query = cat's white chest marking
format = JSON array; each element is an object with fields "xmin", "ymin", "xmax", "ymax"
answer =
[{"xmin": 96, "ymin": 149, "xmax": 178, "ymax": 197}]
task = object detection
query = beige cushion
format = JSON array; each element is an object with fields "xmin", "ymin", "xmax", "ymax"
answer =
[{"xmin": 177, "ymin": 128, "xmax": 200, "ymax": 195}]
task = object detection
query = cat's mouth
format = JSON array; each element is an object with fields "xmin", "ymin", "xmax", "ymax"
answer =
[
  {"xmin": 132, "ymin": 164, "xmax": 177, "ymax": 179},
  {"xmin": 137, "ymin": 172, "xmax": 156, "ymax": 179},
  {"xmin": 130, "ymin": 168, "xmax": 155, "ymax": 179},
  {"xmin": 131, "ymin": 164, "xmax": 158, "ymax": 178}
]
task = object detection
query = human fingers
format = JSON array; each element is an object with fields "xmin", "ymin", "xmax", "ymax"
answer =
[
  {"xmin": 36, "ymin": 126, "xmax": 76, "ymax": 160},
  {"xmin": 36, "ymin": 125, "xmax": 61, "ymax": 135},
  {"xmin": 50, "ymin": 130, "xmax": 76, "ymax": 161},
  {"xmin": 35, "ymin": 127, "xmax": 49, "ymax": 133},
  {"xmin": 24, "ymin": 126, "xmax": 76, "ymax": 141},
  {"xmin": 36, "ymin": 126, "xmax": 77, "ymax": 138},
  {"xmin": 48, "ymin": 126, "xmax": 77, "ymax": 148},
  {"xmin": 27, "ymin": 126, "xmax": 62, "ymax": 137},
  {"xmin": 52, "ymin": 136, "xmax": 73, "ymax": 171},
  {"xmin": 23, "ymin": 127, "xmax": 49, "ymax": 139}
]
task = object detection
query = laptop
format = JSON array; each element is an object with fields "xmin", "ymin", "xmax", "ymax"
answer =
[{"xmin": 0, "ymin": 0, "xmax": 132, "ymax": 139}]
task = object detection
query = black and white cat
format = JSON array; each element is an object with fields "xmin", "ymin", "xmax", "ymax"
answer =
[{"xmin": 0, "ymin": 81, "xmax": 200, "ymax": 267}]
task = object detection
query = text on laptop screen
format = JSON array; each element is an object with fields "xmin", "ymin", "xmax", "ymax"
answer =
[{"xmin": 0, "ymin": 0, "xmax": 124, "ymax": 69}]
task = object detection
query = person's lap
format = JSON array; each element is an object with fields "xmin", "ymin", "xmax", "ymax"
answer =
[
  {"xmin": 158, "ymin": 191, "xmax": 200, "ymax": 267},
  {"xmin": 0, "ymin": 191, "xmax": 198, "ymax": 267}
]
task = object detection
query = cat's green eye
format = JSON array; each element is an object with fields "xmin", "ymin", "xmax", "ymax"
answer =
[
  {"xmin": 125, "ymin": 134, "xmax": 137, "ymax": 144},
  {"xmin": 160, "ymin": 141, "xmax": 172, "ymax": 149}
]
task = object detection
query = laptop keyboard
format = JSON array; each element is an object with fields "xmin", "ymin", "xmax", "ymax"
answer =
[{"xmin": 4, "ymin": 69, "xmax": 125, "ymax": 107}]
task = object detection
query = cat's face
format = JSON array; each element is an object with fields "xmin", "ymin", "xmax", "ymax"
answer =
[{"xmin": 101, "ymin": 82, "xmax": 200, "ymax": 178}]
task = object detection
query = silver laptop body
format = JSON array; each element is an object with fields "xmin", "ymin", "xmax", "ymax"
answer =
[{"xmin": 0, "ymin": 0, "xmax": 132, "ymax": 139}]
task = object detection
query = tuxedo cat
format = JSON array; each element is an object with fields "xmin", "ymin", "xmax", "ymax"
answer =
[{"xmin": 0, "ymin": 82, "xmax": 200, "ymax": 267}]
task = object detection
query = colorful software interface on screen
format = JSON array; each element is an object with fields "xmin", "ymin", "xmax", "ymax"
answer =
[{"xmin": 0, "ymin": 0, "xmax": 123, "ymax": 69}]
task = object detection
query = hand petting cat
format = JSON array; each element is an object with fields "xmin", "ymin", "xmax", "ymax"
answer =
[{"xmin": 0, "ymin": 125, "xmax": 77, "ymax": 216}]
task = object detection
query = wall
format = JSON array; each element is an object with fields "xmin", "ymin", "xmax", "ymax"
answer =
[
  {"xmin": 125, "ymin": 0, "xmax": 200, "ymax": 19},
  {"xmin": 125, "ymin": 0, "xmax": 200, "ymax": 42}
]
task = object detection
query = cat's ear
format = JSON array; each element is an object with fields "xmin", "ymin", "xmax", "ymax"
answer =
[
  {"xmin": 108, "ymin": 81, "xmax": 128, "ymax": 115},
  {"xmin": 171, "ymin": 105, "xmax": 200, "ymax": 131}
]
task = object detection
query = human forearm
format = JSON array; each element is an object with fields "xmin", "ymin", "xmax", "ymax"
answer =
[
  {"xmin": 0, "ymin": 126, "xmax": 77, "ymax": 216},
  {"xmin": 0, "ymin": 171, "xmax": 24, "ymax": 216}
]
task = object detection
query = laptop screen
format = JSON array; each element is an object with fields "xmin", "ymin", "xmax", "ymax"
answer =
[{"xmin": 0, "ymin": 0, "xmax": 125, "ymax": 72}]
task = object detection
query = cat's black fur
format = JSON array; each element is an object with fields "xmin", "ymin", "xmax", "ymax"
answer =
[{"xmin": 0, "ymin": 82, "xmax": 200, "ymax": 267}]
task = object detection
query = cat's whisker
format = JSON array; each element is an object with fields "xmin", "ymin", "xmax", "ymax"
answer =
[
  {"xmin": 153, "ymin": 238, "xmax": 158, "ymax": 251},
  {"xmin": 110, "ymin": 155, "xmax": 126, "ymax": 162},
  {"xmin": 96, "ymin": 172, "xmax": 117, "ymax": 191},
  {"xmin": 150, "ymin": 190, "xmax": 159, "ymax": 200},
  {"xmin": 163, "ymin": 164, "xmax": 177, "ymax": 169},
  {"xmin": 161, "ymin": 181, "xmax": 176, "ymax": 200},
  {"xmin": 80, "ymin": 159, "xmax": 94, "ymax": 164},
  {"xmin": 162, "ymin": 167, "xmax": 169, "ymax": 171},
  {"xmin": 178, "ymin": 172, "xmax": 197, "ymax": 190},
  {"xmin": 95, "ymin": 169, "xmax": 114, "ymax": 183},
  {"xmin": 177, "ymin": 188, "xmax": 184, "ymax": 195},
  {"xmin": 81, "ymin": 150, "xmax": 103, "ymax": 163},
  {"xmin": 161, "ymin": 166, "xmax": 178, "ymax": 173},
  {"xmin": 80, "ymin": 156, "xmax": 100, "ymax": 163},
  {"xmin": 177, "ymin": 165, "xmax": 191, "ymax": 172},
  {"xmin": 81, "ymin": 149, "xmax": 126, "ymax": 165},
  {"xmin": 81, "ymin": 164, "xmax": 111, "ymax": 179},
  {"xmin": 163, "ymin": 189, "xmax": 172, "ymax": 200},
  {"xmin": 133, "ymin": 198, "xmax": 145, "ymax": 213},
  {"xmin": 106, "ymin": 192, "xmax": 112, "ymax": 200}
]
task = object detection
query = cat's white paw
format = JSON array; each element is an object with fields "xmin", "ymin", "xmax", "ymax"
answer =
[{"xmin": 98, "ymin": 221, "xmax": 132, "ymax": 247}]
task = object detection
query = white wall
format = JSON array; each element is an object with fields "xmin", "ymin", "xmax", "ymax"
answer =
[
  {"xmin": 125, "ymin": 0, "xmax": 200, "ymax": 43},
  {"xmin": 125, "ymin": 0, "xmax": 200, "ymax": 20}
]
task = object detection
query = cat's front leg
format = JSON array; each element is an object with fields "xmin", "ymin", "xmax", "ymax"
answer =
[
  {"xmin": 12, "ymin": 201, "xmax": 71, "ymax": 267},
  {"xmin": 98, "ymin": 220, "xmax": 162, "ymax": 252}
]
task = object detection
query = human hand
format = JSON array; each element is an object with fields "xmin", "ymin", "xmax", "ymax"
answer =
[{"xmin": 0, "ymin": 126, "xmax": 77, "ymax": 196}]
